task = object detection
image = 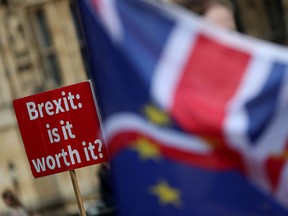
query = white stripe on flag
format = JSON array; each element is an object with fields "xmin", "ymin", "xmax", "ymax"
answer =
[
  {"xmin": 224, "ymin": 49, "xmax": 275, "ymax": 155},
  {"xmin": 224, "ymin": 47, "xmax": 276, "ymax": 193},
  {"xmin": 151, "ymin": 21, "xmax": 198, "ymax": 111},
  {"xmin": 93, "ymin": 0, "xmax": 123, "ymax": 42},
  {"xmin": 104, "ymin": 113, "xmax": 212, "ymax": 154},
  {"xmin": 249, "ymin": 64, "xmax": 288, "ymax": 159}
]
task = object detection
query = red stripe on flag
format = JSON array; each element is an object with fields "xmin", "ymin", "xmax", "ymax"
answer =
[
  {"xmin": 91, "ymin": 0, "xmax": 101, "ymax": 12},
  {"xmin": 108, "ymin": 131, "xmax": 244, "ymax": 171},
  {"xmin": 171, "ymin": 34, "xmax": 250, "ymax": 142},
  {"xmin": 265, "ymin": 156, "xmax": 286, "ymax": 191}
]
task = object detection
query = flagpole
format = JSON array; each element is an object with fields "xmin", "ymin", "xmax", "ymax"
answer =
[{"xmin": 69, "ymin": 170, "xmax": 87, "ymax": 216}]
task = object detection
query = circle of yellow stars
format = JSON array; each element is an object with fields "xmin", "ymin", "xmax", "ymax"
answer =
[
  {"xmin": 129, "ymin": 104, "xmax": 183, "ymax": 208},
  {"xmin": 131, "ymin": 105, "xmax": 183, "ymax": 208},
  {"xmin": 131, "ymin": 137, "xmax": 183, "ymax": 208}
]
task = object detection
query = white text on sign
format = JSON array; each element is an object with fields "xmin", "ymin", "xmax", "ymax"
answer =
[
  {"xmin": 26, "ymin": 91, "xmax": 82, "ymax": 120},
  {"xmin": 32, "ymin": 139, "xmax": 104, "ymax": 172}
]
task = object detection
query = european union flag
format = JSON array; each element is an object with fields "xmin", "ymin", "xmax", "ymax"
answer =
[{"xmin": 79, "ymin": 0, "xmax": 288, "ymax": 215}]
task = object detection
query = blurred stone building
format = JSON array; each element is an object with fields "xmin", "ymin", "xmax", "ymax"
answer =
[
  {"xmin": 233, "ymin": 0, "xmax": 288, "ymax": 44},
  {"xmin": 1, "ymin": 0, "xmax": 288, "ymax": 215},
  {"xmin": 0, "ymin": 0, "xmax": 98, "ymax": 215}
]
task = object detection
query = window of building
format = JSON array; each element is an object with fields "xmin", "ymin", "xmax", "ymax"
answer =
[
  {"xmin": 28, "ymin": 7, "xmax": 62, "ymax": 88},
  {"xmin": 69, "ymin": 0, "xmax": 89, "ymax": 72}
]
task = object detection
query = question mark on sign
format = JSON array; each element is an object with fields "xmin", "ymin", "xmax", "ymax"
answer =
[{"xmin": 94, "ymin": 139, "xmax": 103, "ymax": 158}]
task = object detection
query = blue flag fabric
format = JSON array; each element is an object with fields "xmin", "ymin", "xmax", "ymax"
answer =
[{"xmin": 78, "ymin": 0, "xmax": 288, "ymax": 215}]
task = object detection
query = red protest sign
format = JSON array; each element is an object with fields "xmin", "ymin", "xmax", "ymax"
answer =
[{"xmin": 13, "ymin": 81, "xmax": 108, "ymax": 178}]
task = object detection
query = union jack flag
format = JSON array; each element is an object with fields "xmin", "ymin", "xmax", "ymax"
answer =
[{"xmin": 79, "ymin": 0, "xmax": 288, "ymax": 215}]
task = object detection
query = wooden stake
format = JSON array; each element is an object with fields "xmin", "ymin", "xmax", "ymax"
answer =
[{"xmin": 69, "ymin": 170, "xmax": 87, "ymax": 216}]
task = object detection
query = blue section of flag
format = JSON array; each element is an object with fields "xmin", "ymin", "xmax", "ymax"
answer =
[
  {"xmin": 78, "ymin": 0, "xmax": 288, "ymax": 215},
  {"xmin": 112, "ymin": 149, "xmax": 287, "ymax": 216},
  {"xmin": 118, "ymin": 1, "xmax": 174, "ymax": 83},
  {"xmin": 246, "ymin": 62, "xmax": 286, "ymax": 143},
  {"xmin": 79, "ymin": 0, "xmax": 174, "ymax": 120}
]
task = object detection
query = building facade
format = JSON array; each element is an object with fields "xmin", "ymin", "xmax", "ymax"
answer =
[
  {"xmin": 232, "ymin": 0, "xmax": 288, "ymax": 44},
  {"xmin": 0, "ymin": 0, "xmax": 99, "ymax": 214}
]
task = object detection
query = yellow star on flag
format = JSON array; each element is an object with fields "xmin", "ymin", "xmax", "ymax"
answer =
[
  {"xmin": 149, "ymin": 180, "xmax": 182, "ymax": 208},
  {"xmin": 144, "ymin": 104, "xmax": 170, "ymax": 126},
  {"xmin": 132, "ymin": 138, "xmax": 162, "ymax": 161},
  {"xmin": 271, "ymin": 151, "xmax": 288, "ymax": 160}
]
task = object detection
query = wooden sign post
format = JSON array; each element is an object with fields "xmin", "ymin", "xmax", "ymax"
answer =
[
  {"xmin": 13, "ymin": 81, "xmax": 108, "ymax": 215},
  {"xmin": 69, "ymin": 170, "xmax": 86, "ymax": 216}
]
